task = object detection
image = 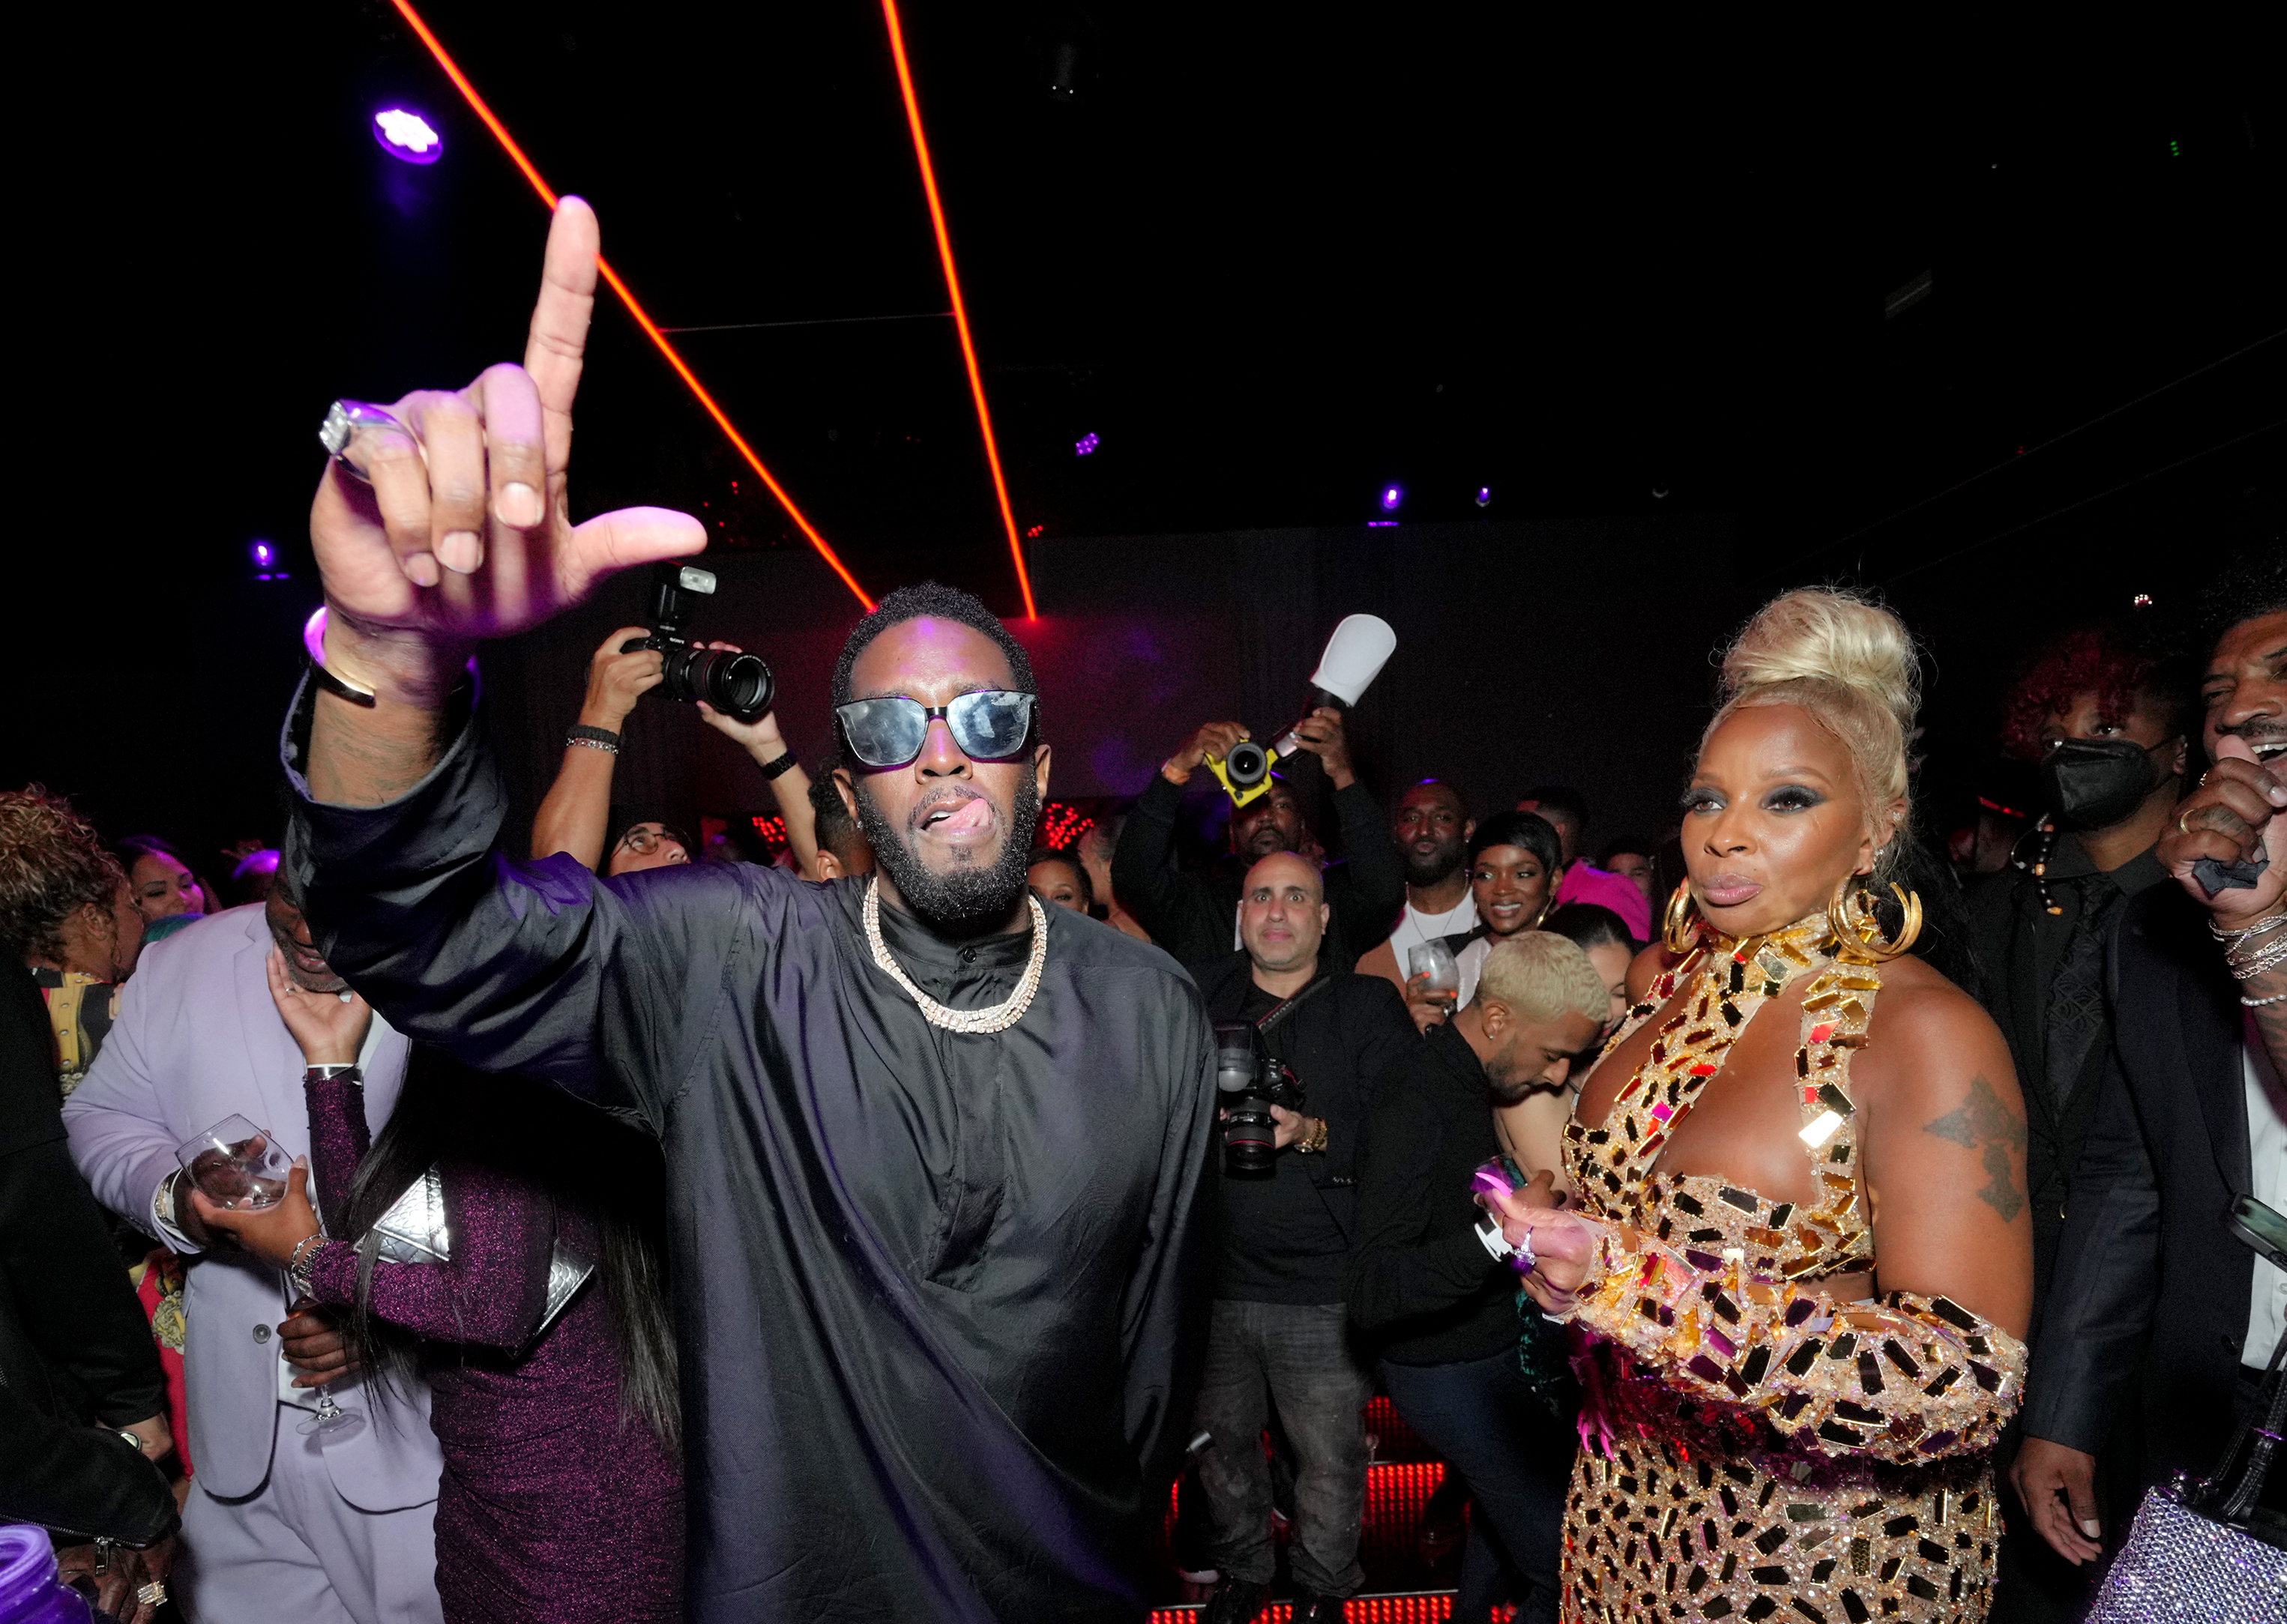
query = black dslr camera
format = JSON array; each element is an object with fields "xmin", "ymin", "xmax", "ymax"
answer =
[
  {"xmin": 1214, "ymin": 1021, "xmax": 1307, "ymax": 1177},
  {"xmin": 621, "ymin": 564, "xmax": 775, "ymax": 724}
]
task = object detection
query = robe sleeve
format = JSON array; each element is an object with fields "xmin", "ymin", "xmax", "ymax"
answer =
[
  {"xmin": 282, "ymin": 683, "xmax": 771, "ymax": 1126},
  {"xmin": 1116, "ymin": 981, "xmax": 1220, "ymax": 1490},
  {"xmin": 1551, "ymin": 1219, "xmax": 2027, "ymax": 1464}
]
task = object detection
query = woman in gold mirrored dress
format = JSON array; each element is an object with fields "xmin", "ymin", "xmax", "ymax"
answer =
[{"xmin": 1488, "ymin": 588, "xmax": 2034, "ymax": 1624}]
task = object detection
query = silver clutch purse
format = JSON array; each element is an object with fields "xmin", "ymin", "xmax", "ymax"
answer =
[{"xmin": 364, "ymin": 1165, "xmax": 596, "ymax": 1353}]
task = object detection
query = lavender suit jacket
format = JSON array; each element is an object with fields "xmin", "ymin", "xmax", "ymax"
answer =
[{"xmin": 61, "ymin": 905, "xmax": 440, "ymax": 1510}]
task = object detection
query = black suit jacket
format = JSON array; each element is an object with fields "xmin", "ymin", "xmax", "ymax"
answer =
[
  {"xmin": 2020, "ymin": 884, "xmax": 2260, "ymax": 1491},
  {"xmin": 0, "ymin": 970, "xmax": 175, "ymax": 1542}
]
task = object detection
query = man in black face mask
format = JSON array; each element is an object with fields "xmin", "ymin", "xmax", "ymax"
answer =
[{"xmin": 1963, "ymin": 618, "xmax": 2192, "ymax": 1624}]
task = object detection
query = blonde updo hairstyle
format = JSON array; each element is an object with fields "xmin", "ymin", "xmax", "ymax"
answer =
[{"xmin": 1704, "ymin": 588, "xmax": 1920, "ymax": 888}]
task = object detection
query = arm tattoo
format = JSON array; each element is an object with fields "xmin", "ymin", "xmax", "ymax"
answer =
[{"xmin": 1923, "ymin": 1074, "xmax": 2028, "ymax": 1224}]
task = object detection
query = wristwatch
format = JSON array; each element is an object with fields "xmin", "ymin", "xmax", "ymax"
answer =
[
  {"xmin": 116, "ymin": 1428, "xmax": 146, "ymax": 1454},
  {"xmin": 154, "ymin": 1167, "xmax": 182, "ymax": 1232},
  {"xmin": 305, "ymin": 1063, "xmax": 364, "ymax": 1086},
  {"xmin": 1292, "ymin": 1116, "xmax": 1331, "ymax": 1155}
]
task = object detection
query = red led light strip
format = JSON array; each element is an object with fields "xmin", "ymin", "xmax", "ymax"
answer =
[
  {"xmin": 383, "ymin": 0, "xmax": 874, "ymax": 612},
  {"xmin": 877, "ymin": 0, "xmax": 1037, "ymax": 620}
]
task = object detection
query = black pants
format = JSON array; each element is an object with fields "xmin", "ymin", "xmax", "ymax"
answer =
[
  {"xmin": 1192, "ymin": 1300, "xmax": 1372, "ymax": 1594},
  {"xmin": 1381, "ymin": 1350, "xmax": 1573, "ymax": 1624}
]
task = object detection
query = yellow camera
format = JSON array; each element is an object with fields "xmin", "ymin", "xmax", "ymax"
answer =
[{"xmin": 1204, "ymin": 739, "xmax": 1280, "ymax": 808}]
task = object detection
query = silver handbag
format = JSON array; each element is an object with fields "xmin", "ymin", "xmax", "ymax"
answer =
[
  {"xmin": 359, "ymin": 1165, "xmax": 595, "ymax": 1356},
  {"xmin": 2085, "ymin": 1201, "xmax": 2287, "ymax": 1623}
]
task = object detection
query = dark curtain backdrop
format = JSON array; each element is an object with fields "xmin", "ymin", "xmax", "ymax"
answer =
[{"xmin": 480, "ymin": 515, "xmax": 1747, "ymax": 860}]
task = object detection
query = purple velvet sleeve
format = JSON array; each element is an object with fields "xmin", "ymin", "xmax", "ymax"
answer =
[
  {"xmin": 303, "ymin": 1075, "xmax": 373, "ymax": 1237},
  {"xmin": 303, "ymin": 1153, "xmax": 566, "ymax": 1351}
]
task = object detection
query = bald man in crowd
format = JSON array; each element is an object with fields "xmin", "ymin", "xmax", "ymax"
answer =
[{"xmin": 1183, "ymin": 853, "xmax": 1418, "ymax": 1624}]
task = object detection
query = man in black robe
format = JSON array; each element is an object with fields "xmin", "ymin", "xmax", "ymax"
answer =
[{"xmin": 281, "ymin": 198, "xmax": 1217, "ymax": 1622}]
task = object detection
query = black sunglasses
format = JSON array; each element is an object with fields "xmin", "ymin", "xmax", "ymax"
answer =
[{"xmin": 835, "ymin": 689, "xmax": 1037, "ymax": 770}]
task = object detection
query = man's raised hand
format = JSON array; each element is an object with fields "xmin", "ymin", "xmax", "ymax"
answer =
[
  {"xmin": 2157, "ymin": 732, "xmax": 2287, "ymax": 927},
  {"xmin": 311, "ymin": 196, "xmax": 703, "ymax": 706}
]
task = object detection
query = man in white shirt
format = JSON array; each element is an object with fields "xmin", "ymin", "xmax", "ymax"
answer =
[{"xmin": 1356, "ymin": 782, "xmax": 1475, "ymax": 1012}]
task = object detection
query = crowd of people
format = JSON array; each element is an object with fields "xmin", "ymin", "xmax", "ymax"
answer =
[{"xmin": 2, "ymin": 197, "xmax": 2281, "ymax": 1624}]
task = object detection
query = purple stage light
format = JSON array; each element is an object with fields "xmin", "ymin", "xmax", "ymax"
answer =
[
  {"xmin": 253, "ymin": 541, "xmax": 272, "ymax": 565},
  {"xmin": 250, "ymin": 538, "xmax": 289, "ymax": 580},
  {"xmin": 1474, "ymin": 486, "xmax": 1491, "ymax": 507},
  {"xmin": 373, "ymin": 109, "xmax": 443, "ymax": 164},
  {"xmin": 1074, "ymin": 432, "xmax": 1100, "ymax": 456},
  {"xmin": 1367, "ymin": 520, "xmax": 1397, "ymax": 528},
  {"xmin": 1379, "ymin": 484, "xmax": 1402, "ymax": 513}
]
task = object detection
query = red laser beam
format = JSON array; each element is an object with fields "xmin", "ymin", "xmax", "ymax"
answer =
[
  {"xmin": 878, "ymin": 0, "xmax": 1037, "ymax": 620},
  {"xmin": 383, "ymin": 0, "xmax": 874, "ymax": 612}
]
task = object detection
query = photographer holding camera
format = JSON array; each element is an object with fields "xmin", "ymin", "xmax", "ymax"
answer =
[
  {"xmin": 531, "ymin": 616, "xmax": 816, "ymax": 876},
  {"xmin": 1186, "ymin": 851, "xmax": 1417, "ymax": 1624},
  {"xmin": 1115, "ymin": 713, "xmax": 1405, "ymax": 970}
]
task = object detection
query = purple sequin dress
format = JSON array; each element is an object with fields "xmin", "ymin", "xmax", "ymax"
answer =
[{"xmin": 301, "ymin": 1075, "xmax": 683, "ymax": 1623}]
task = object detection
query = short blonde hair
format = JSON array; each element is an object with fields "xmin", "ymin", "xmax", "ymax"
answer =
[
  {"xmin": 1705, "ymin": 587, "xmax": 1919, "ymax": 884},
  {"xmin": 1474, "ymin": 932, "xmax": 1607, "ymax": 1028}
]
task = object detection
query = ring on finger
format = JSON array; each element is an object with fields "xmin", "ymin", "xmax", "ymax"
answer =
[
  {"xmin": 138, "ymin": 1582, "xmax": 168, "ymax": 1606},
  {"xmin": 2178, "ymin": 808, "xmax": 2201, "ymax": 836},
  {"xmin": 317, "ymin": 400, "xmax": 414, "ymax": 483}
]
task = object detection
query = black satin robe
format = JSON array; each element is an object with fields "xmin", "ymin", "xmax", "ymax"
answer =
[{"xmin": 283, "ymin": 693, "xmax": 1217, "ymax": 1622}]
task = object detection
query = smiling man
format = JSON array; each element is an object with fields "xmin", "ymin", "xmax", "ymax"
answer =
[{"xmin": 276, "ymin": 201, "xmax": 1218, "ymax": 1623}]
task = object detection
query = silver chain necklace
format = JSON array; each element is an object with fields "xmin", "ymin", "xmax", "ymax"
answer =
[{"xmin": 861, "ymin": 877, "xmax": 1049, "ymax": 1034}]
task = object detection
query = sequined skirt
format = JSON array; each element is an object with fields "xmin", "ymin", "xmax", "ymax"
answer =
[{"xmin": 1561, "ymin": 1349, "xmax": 1999, "ymax": 1624}]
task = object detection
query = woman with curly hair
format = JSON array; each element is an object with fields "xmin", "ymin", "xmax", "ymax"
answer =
[
  {"xmin": 1486, "ymin": 588, "xmax": 2032, "ymax": 1624},
  {"xmin": 0, "ymin": 787, "xmax": 145, "ymax": 1095}
]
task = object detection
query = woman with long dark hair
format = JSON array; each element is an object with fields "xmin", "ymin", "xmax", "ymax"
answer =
[
  {"xmin": 196, "ymin": 951, "xmax": 682, "ymax": 1623},
  {"xmin": 1486, "ymin": 588, "xmax": 2031, "ymax": 1623}
]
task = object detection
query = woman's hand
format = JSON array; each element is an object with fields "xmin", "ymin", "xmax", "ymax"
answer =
[
  {"xmin": 581, "ymin": 627, "xmax": 665, "ymax": 730},
  {"xmin": 1481, "ymin": 1180, "xmax": 1604, "ymax": 1310},
  {"xmin": 1402, "ymin": 971, "xmax": 1455, "ymax": 1033},
  {"xmin": 265, "ymin": 949, "xmax": 371, "ymax": 1066},
  {"xmin": 190, "ymin": 1158, "xmax": 321, "ymax": 1273}
]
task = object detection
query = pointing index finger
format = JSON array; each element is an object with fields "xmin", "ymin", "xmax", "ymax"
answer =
[{"xmin": 524, "ymin": 196, "xmax": 601, "ymax": 480}]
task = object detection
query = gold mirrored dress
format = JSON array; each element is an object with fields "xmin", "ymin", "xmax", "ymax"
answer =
[{"xmin": 1552, "ymin": 920, "xmax": 2026, "ymax": 1624}]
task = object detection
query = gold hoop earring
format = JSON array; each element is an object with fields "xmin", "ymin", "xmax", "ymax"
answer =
[
  {"xmin": 1826, "ymin": 873, "xmax": 1923, "ymax": 963},
  {"xmin": 1663, "ymin": 881, "xmax": 1702, "ymax": 956}
]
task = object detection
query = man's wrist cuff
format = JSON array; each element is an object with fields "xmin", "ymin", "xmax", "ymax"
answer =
[{"xmin": 1475, "ymin": 1218, "xmax": 1516, "ymax": 1261}]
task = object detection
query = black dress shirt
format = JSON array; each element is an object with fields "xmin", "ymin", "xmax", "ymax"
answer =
[{"xmin": 1346, "ymin": 1021, "xmax": 1520, "ymax": 1366}]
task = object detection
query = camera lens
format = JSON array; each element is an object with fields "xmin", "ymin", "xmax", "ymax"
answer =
[
  {"xmin": 1225, "ymin": 740, "xmax": 1269, "ymax": 789},
  {"xmin": 660, "ymin": 645, "xmax": 775, "ymax": 722},
  {"xmin": 1223, "ymin": 1100, "xmax": 1279, "ymax": 1175}
]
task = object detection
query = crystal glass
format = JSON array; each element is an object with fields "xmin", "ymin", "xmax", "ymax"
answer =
[
  {"xmin": 1408, "ymin": 939, "xmax": 1461, "ymax": 996},
  {"xmin": 175, "ymin": 1115, "xmax": 291, "ymax": 1211}
]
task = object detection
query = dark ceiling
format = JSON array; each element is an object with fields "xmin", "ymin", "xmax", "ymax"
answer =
[{"xmin": 13, "ymin": 2, "xmax": 2285, "ymax": 840}]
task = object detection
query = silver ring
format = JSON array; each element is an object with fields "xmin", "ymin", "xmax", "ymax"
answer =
[
  {"xmin": 137, "ymin": 1581, "xmax": 168, "ymax": 1606},
  {"xmin": 317, "ymin": 400, "xmax": 411, "ymax": 483},
  {"xmin": 1516, "ymin": 1230, "xmax": 1537, "ymax": 1273}
]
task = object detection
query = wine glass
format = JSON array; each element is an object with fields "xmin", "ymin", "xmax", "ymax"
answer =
[
  {"xmin": 175, "ymin": 1116, "xmax": 292, "ymax": 1210},
  {"xmin": 1408, "ymin": 940, "xmax": 1461, "ymax": 1011}
]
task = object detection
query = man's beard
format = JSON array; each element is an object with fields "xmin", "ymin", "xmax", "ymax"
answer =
[
  {"xmin": 1403, "ymin": 841, "xmax": 1464, "ymax": 888},
  {"xmin": 852, "ymin": 771, "xmax": 1041, "ymax": 935}
]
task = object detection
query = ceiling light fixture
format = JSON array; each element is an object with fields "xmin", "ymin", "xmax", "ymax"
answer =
[
  {"xmin": 373, "ymin": 108, "xmax": 442, "ymax": 163},
  {"xmin": 380, "ymin": 0, "xmax": 873, "ymax": 611}
]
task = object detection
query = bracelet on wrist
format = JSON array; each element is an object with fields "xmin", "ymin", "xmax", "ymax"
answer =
[
  {"xmin": 756, "ymin": 749, "xmax": 798, "ymax": 782},
  {"xmin": 287, "ymin": 1231, "xmax": 326, "ymax": 1297},
  {"xmin": 304, "ymin": 1063, "xmax": 364, "ymax": 1086},
  {"xmin": 566, "ymin": 723, "xmax": 621, "ymax": 755}
]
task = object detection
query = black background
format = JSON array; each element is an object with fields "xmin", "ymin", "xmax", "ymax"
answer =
[{"xmin": 13, "ymin": 3, "xmax": 2283, "ymax": 863}]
